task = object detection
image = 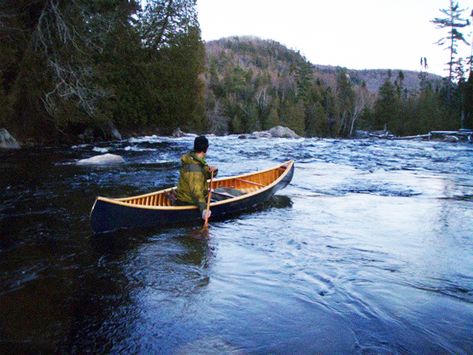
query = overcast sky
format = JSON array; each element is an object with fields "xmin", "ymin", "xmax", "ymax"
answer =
[{"xmin": 197, "ymin": 0, "xmax": 472, "ymax": 77}]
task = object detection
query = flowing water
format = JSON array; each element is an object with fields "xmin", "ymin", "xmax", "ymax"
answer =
[{"xmin": 1, "ymin": 136, "xmax": 472, "ymax": 353}]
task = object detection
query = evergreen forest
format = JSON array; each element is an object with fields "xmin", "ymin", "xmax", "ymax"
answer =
[{"xmin": 0, "ymin": 0, "xmax": 472, "ymax": 144}]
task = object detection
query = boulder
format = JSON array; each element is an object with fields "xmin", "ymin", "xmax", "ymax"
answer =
[
  {"xmin": 171, "ymin": 127, "xmax": 198, "ymax": 138},
  {"xmin": 268, "ymin": 125, "xmax": 300, "ymax": 138},
  {"xmin": 443, "ymin": 135, "xmax": 459, "ymax": 143},
  {"xmin": 77, "ymin": 153, "xmax": 125, "ymax": 165},
  {"xmin": 251, "ymin": 130, "xmax": 272, "ymax": 138},
  {"xmin": 172, "ymin": 127, "xmax": 186, "ymax": 137},
  {"xmin": 0, "ymin": 128, "xmax": 21, "ymax": 149},
  {"xmin": 368, "ymin": 130, "xmax": 394, "ymax": 139},
  {"xmin": 238, "ymin": 133, "xmax": 258, "ymax": 139},
  {"xmin": 240, "ymin": 126, "xmax": 300, "ymax": 139}
]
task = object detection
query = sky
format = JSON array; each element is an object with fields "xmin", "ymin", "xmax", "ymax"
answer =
[{"xmin": 197, "ymin": 0, "xmax": 473, "ymax": 77}]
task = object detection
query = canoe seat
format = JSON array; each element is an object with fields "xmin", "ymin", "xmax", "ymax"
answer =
[{"xmin": 211, "ymin": 187, "xmax": 246, "ymax": 201}]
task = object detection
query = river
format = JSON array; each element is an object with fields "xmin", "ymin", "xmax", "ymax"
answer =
[{"xmin": 1, "ymin": 136, "xmax": 472, "ymax": 353}]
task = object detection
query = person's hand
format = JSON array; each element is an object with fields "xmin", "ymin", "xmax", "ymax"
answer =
[
  {"xmin": 202, "ymin": 209, "xmax": 212, "ymax": 220},
  {"xmin": 209, "ymin": 166, "xmax": 218, "ymax": 176}
]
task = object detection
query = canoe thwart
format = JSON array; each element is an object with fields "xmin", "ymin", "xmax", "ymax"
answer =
[{"xmin": 235, "ymin": 178, "xmax": 265, "ymax": 187}]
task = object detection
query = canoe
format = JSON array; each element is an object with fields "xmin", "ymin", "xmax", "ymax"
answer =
[{"xmin": 90, "ymin": 160, "xmax": 294, "ymax": 234}]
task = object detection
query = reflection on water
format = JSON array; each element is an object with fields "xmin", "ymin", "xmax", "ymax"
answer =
[{"xmin": 1, "ymin": 137, "xmax": 473, "ymax": 353}]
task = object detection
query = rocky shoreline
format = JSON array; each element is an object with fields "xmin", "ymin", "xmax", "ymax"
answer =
[{"xmin": 1, "ymin": 125, "xmax": 472, "ymax": 151}]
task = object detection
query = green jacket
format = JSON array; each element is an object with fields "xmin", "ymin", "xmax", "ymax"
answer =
[{"xmin": 176, "ymin": 152, "xmax": 214, "ymax": 213}]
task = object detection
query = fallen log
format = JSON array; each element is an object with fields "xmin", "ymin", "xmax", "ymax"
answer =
[
  {"xmin": 394, "ymin": 130, "xmax": 472, "ymax": 142},
  {"xmin": 393, "ymin": 133, "xmax": 431, "ymax": 140}
]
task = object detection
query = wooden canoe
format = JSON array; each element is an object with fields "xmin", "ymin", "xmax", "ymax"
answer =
[{"xmin": 90, "ymin": 160, "xmax": 294, "ymax": 234}]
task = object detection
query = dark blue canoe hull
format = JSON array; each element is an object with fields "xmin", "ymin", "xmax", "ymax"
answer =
[{"xmin": 90, "ymin": 161, "xmax": 294, "ymax": 234}]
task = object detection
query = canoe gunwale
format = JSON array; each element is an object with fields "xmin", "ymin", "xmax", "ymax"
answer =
[{"xmin": 94, "ymin": 160, "xmax": 294, "ymax": 211}]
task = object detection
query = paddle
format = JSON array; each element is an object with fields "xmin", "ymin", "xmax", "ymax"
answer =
[{"xmin": 202, "ymin": 170, "xmax": 214, "ymax": 229}]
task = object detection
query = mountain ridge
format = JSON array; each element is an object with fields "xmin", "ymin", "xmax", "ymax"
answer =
[
  {"xmin": 314, "ymin": 64, "xmax": 442, "ymax": 92},
  {"xmin": 205, "ymin": 36, "xmax": 443, "ymax": 93}
]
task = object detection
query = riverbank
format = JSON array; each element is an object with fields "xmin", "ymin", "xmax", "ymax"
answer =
[
  {"xmin": 2, "ymin": 125, "xmax": 472, "ymax": 150},
  {"xmin": 0, "ymin": 125, "xmax": 301, "ymax": 149}
]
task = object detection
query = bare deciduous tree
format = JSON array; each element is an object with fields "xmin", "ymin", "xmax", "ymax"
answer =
[
  {"xmin": 31, "ymin": 0, "xmax": 115, "ymax": 118},
  {"xmin": 349, "ymin": 85, "xmax": 375, "ymax": 137}
]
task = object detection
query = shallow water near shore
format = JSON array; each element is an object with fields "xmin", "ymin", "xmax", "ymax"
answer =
[{"xmin": 1, "ymin": 136, "xmax": 473, "ymax": 353}]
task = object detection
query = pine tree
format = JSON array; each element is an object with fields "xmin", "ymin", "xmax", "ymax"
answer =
[
  {"xmin": 305, "ymin": 102, "xmax": 326, "ymax": 137},
  {"xmin": 374, "ymin": 79, "xmax": 399, "ymax": 131},
  {"xmin": 432, "ymin": 0, "xmax": 470, "ymax": 88},
  {"xmin": 284, "ymin": 100, "xmax": 305, "ymax": 135},
  {"xmin": 462, "ymin": 71, "xmax": 473, "ymax": 128}
]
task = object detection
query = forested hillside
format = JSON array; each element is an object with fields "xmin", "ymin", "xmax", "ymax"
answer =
[
  {"xmin": 204, "ymin": 36, "xmax": 471, "ymax": 137},
  {"xmin": 0, "ymin": 0, "xmax": 206, "ymax": 144},
  {"xmin": 205, "ymin": 36, "xmax": 352, "ymax": 136}
]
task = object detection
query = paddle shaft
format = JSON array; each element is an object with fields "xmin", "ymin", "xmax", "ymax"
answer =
[{"xmin": 203, "ymin": 170, "xmax": 214, "ymax": 228}]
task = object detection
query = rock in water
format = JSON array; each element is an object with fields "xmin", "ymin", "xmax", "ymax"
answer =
[
  {"xmin": 172, "ymin": 127, "xmax": 198, "ymax": 138},
  {"xmin": 443, "ymin": 135, "xmax": 459, "ymax": 143},
  {"xmin": 77, "ymin": 153, "xmax": 125, "ymax": 165},
  {"xmin": 172, "ymin": 127, "xmax": 186, "ymax": 137},
  {"xmin": 268, "ymin": 125, "xmax": 300, "ymax": 138},
  {"xmin": 0, "ymin": 128, "xmax": 21, "ymax": 149},
  {"xmin": 251, "ymin": 130, "xmax": 272, "ymax": 138}
]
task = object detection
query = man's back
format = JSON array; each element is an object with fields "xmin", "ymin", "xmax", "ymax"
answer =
[{"xmin": 176, "ymin": 152, "xmax": 210, "ymax": 213}]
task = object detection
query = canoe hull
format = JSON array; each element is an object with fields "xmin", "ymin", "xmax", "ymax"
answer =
[{"xmin": 90, "ymin": 161, "xmax": 294, "ymax": 234}]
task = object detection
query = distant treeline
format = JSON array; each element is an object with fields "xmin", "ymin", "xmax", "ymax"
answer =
[
  {"xmin": 205, "ymin": 37, "xmax": 473, "ymax": 137},
  {"xmin": 0, "ymin": 2, "xmax": 472, "ymax": 144}
]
